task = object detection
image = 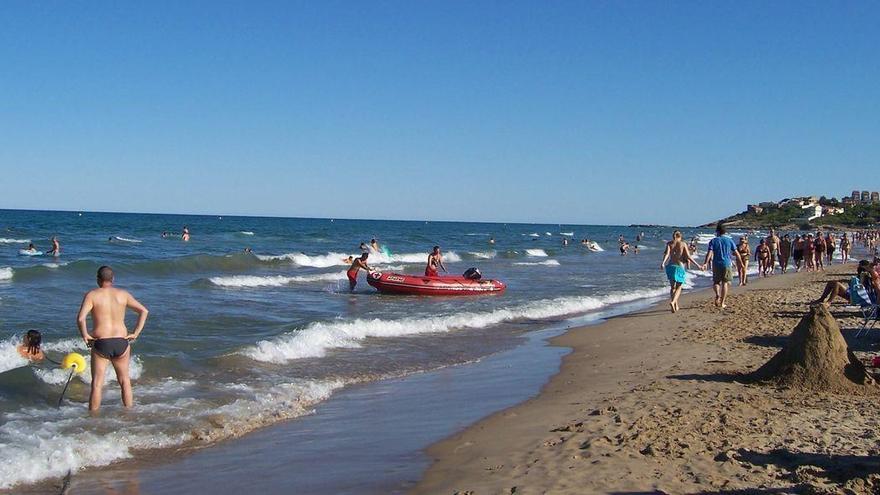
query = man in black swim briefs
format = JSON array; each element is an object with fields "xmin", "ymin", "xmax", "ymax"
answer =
[{"xmin": 77, "ymin": 266, "xmax": 149, "ymax": 412}]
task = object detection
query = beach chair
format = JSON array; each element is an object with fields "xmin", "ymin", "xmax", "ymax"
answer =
[{"xmin": 850, "ymin": 277, "xmax": 879, "ymax": 338}]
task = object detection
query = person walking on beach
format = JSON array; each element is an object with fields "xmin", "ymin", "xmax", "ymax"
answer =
[
  {"xmin": 779, "ymin": 234, "xmax": 792, "ymax": 274},
  {"xmin": 766, "ymin": 229, "xmax": 780, "ymax": 275},
  {"xmin": 703, "ymin": 223, "xmax": 743, "ymax": 309},
  {"xmin": 841, "ymin": 233, "xmax": 851, "ymax": 264},
  {"xmin": 661, "ymin": 230, "xmax": 703, "ymax": 313},
  {"xmin": 755, "ymin": 239, "xmax": 771, "ymax": 277},
  {"xmin": 346, "ymin": 253, "xmax": 372, "ymax": 291},
  {"xmin": 814, "ymin": 232, "xmax": 826, "ymax": 271},
  {"xmin": 736, "ymin": 236, "xmax": 750, "ymax": 286},
  {"xmin": 76, "ymin": 266, "xmax": 149, "ymax": 412},
  {"xmin": 825, "ymin": 232, "xmax": 835, "ymax": 265},
  {"xmin": 804, "ymin": 234, "xmax": 816, "ymax": 271},
  {"xmin": 425, "ymin": 246, "xmax": 447, "ymax": 276},
  {"xmin": 793, "ymin": 235, "xmax": 804, "ymax": 272}
]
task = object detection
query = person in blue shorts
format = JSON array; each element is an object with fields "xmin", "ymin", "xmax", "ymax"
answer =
[
  {"xmin": 703, "ymin": 223, "xmax": 744, "ymax": 309},
  {"xmin": 661, "ymin": 230, "xmax": 705, "ymax": 313}
]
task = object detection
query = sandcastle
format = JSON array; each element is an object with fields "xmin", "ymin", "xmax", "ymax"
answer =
[{"xmin": 747, "ymin": 304, "xmax": 876, "ymax": 393}]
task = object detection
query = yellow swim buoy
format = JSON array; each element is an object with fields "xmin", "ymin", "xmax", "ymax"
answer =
[{"xmin": 61, "ymin": 352, "xmax": 87, "ymax": 373}]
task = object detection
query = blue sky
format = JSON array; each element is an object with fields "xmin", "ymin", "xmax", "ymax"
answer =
[{"xmin": 2, "ymin": 1, "xmax": 877, "ymax": 225}]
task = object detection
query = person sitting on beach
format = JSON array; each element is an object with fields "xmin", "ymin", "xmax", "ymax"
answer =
[
  {"xmin": 346, "ymin": 253, "xmax": 372, "ymax": 291},
  {"xmin": 17, "ymin": 330, "xmax": 45, "ymax": 362},
  {"xmin": 426, "ymin": 246, "xmax": 447, "ymax": 276},
  {"xmin": 46, "ymin": 237, "xmax": 61, "ymax": 257},
  {"xmin": 703, "ymin": 223, "xmax": 743, "ymax": 309},
  {"xmin": 661, "ymin": 230, "xmax": 704, "ymax": 313},
  {"xmin": 77, "ymin": 266, "xmax": 149, "ymax": 412},
  {"xmin": 813, "ymin": 260, "xmax": 878, "ymax": 306},
  {"xmin": 736, "ymin": 237, "xmax": 750, "ymax": 286},
  {"xmin": 755, "ymin": 239, "xmax": 771, "ymax": 277},
  {"xmin": 779, "ymin": 234, "xmax": 792, "ymax": 274}
]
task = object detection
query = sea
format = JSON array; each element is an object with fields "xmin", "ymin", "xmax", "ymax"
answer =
[{"xmin": 0, "ymin": 209, "xmax": 793, "ymax": 490}]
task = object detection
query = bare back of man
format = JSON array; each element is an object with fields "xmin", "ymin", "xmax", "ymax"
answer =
[{"xmin": 77, "ymin": 266, "xmax": 148, "ymax": 412}]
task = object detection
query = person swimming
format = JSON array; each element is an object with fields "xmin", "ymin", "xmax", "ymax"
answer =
[
  {"xmin": 488, "ymin": 237, "xmax": 495, "ymax": 245},
  {"xmin": 17, "ymin": 330, "xmax": 45, "ymax": 362},
  {"xmin": 24, "ymin": 243, "xmax": 38, "ymax": 253},
  {"xmin": 182, "ymin": 226, "xmax": 190, "ymax": 242},
  {"xmin": 370, "ymin": 238, "xmax": 380, "ymax": 252}
]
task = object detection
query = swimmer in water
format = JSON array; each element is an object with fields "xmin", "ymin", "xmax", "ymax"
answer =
[
  {"xmin": 346, "ymin": 253, "xmax": 372, "ymax": 291},
  {"xmin": 181, "ymin": 226, "xmax": 190, "ymax": 242},
  {"xmin": 359, "ymin": 242, "xmax": 370, "ymax": 253},
  {"xmin": 370, "ymin": 238, "xmax": 380, "ymax": 252},
  {"xmin": 46, "ymin": 237, "xmax": 61, "ymax": 257},
  {"xmin": 343, "ymin": 255, "xmax": 354, "ymax": 264},
  {"xmin": 244, "ymin": 247, "xmax": 253, "ymax": 254},
  {"xmin": 17, "ymin": 330, "xmax": 45, "ymax": 362},
  {"xmin": 25, "ymin": 243, "xmax": 37, "ymax": 253},
  {"xmin": 489, "ymin": 237, "xmax": 495, "ymax": 245}
]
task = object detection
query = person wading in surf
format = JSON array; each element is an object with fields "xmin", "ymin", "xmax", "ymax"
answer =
[
  {"xmin": 347, "ymin": 253, "xmax": 372, "ymax": 291},
  {"xmin": 76, "ymin": 266, "xmax": 149, "ymax": 412},
  {"xmin": 425, "ymin": 246, "xmax": 447, "ymax": 276}
]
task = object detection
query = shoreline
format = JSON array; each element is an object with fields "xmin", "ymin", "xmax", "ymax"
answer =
[{"xmin": 412, "ymin": 262, "xmax": 880, "ymax": 494}]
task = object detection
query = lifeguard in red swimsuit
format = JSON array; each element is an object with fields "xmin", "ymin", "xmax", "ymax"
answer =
[
  {"xmin": 425, "ymin": 246, "xmax": 447, "ymax": 277},
  {"xmin": 347, "ymin": 253, "xmax": 372, "ymax": 291}
]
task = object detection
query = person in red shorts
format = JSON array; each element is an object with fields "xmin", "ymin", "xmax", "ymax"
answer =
[
  {"xmin": 425, "ymin": 246, "xmax": 447, "ymax": 277},
  {"xmin": 347, "ymin": 253, "xmax": 372, "ymax": 291}
]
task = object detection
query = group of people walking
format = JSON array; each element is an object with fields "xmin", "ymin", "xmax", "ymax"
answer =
[{"xmin": 663, "ymin": 224, "xmax": 863, "ymax": 313}]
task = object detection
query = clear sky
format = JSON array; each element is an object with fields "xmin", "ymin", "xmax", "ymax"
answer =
[{"xmin": 2, "ymin": 1, "xmax": 877, "ymax": 225}]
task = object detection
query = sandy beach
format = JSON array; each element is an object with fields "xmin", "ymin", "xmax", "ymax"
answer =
[{"xmin": 414, "ymin": 263, "xmax": 880, "ymax": 494}]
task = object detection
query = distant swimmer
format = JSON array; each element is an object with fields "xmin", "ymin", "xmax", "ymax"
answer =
[
  {"xmin": 489, "ymin": 237, "xmax": 495, "ymax": 245},
  {"xmin": 370, "ymin": 238, "xmax": 380, "ymax": 253},
  {"xmin": 562, "ymin": 238, "xmax": 569, "ymax": 246},
  {"xmin": 161, "ymin": 231, "xmax": 168, "ymax": 238},
  {"xmin": 17, "ymin": 330, "xmax": 45, "ymax": 362},
  {"xmin": 342, "ymin": 255, "xmax": 354, "ymax": 264},
  {"xmin": 619, "ymin": 242, "xmax": 629, "ymax": 256},
  {"xmin": 76, "ymin": 266, "xmax": 149, "ymax": 412},
  {"xmin": 182, "ymin": 226, "xmax": 190, "ymax": 242},
  {"xmin": 244, "ymin": 247, "xmax": 253, "ymax": 254},
  {"xmin": 46, "ymin": 237, "xmax": 61, "ymax": 257},
  {"xmin": 425, "ymin": 246, "xmax": 447, "ymax": 277},
  {"xmin": 23, "ymin": 242, "xmax": 38, "ymax": 254},
  {"xmin": 346, "ymin": 253, "xmax": 372, "ymax": 291},
  {"xmin": 108, "ymin": 237, "xmax": 113, "ymax": 242}
]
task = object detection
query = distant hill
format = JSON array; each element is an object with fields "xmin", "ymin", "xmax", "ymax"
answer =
[{"xmin": 703, "ymin": 202, "xmax": 880, "ymax": 229}]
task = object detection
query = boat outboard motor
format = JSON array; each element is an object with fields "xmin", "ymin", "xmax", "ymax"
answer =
[{"xmin": 463, "ymin": 267, "xmax": 482, "ymax": 280}]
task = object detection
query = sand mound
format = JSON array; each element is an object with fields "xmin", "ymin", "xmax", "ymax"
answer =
[{"xmin": 747, "ymin": 304, "xmax": 876, "ymax": 393}]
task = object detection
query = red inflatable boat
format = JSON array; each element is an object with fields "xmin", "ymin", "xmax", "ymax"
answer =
[{"xmin": 367, "ymin": 272, "xmax": 506, "ymax": 296}]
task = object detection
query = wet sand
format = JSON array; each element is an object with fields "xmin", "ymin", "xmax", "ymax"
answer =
[{"xmin": 413, "ymin": 264, "xmax": 880, "ymax": 494}]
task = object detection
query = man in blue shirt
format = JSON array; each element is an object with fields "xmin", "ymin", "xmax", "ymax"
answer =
[{"xmin": 704, "ymin": 223, "xmax": 744, "ymax": 309}]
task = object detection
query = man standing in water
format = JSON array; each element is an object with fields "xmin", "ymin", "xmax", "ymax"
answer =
[
  {"xmin": 661, "ymin": 230, "xmax": 704, "ymax": 313},
  {"xmin": 76, "ymin": 266, "xmax": 149, "ymax": 412},
  {"xmin": 703, "ymin": 223, "xmax": 743, "ymax": 309},
  {"xmin": 346, "ymin": 253, "xmax": 372, "ymax": 291},
  {"xmin": 425, "ymin": 246, "xmax": 447, "ymax": 276}
]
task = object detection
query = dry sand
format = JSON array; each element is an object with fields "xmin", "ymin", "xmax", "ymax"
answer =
[{"xmin": 413, "ymin": 264, "xmax": 880, "ymax": 494}]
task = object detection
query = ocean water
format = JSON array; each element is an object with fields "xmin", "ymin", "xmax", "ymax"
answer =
[{"xmin": 0, "ymin": 209, "xmax": 777, "ymax": 489}]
